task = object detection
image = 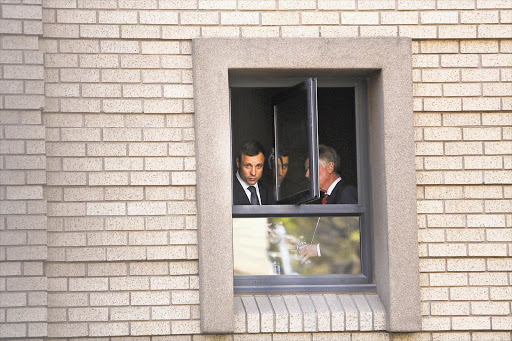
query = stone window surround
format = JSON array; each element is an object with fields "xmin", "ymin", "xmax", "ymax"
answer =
[{"xmin": 192, "ymin": 37, "xmax": 420, "ymax": 333}]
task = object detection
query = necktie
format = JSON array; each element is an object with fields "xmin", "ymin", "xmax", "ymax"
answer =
[
  {"xmin": 322, "ymin": 193, "xmax": 329, "ymax": 204},
  {"xmin": 248, "ymin": 186, "xmax": 259, "ymax": 205}
]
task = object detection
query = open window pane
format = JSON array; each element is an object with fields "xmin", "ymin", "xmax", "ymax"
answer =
[
  {"xmin": 273, "ymin": 78, "xmax": 319, "ymax": 204},
  {"xmin": 233, "ymin": 216, "xmax": 361, "ymax": 276}
]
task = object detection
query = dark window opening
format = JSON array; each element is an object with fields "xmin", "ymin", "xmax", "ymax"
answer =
[{"xmin": 230, "ymin": 75, "xmax": 372, "ymax": 292}]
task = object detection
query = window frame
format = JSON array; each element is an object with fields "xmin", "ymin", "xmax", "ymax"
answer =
[
  {"xmin": 232, "ymin": 77, "xmax": 373, "ymax": 292},
  {"xmin": 192, "ymin": 37, "xmax": 420, "ymax": 333}
]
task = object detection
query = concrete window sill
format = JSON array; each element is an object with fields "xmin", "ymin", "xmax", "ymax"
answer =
[{"xmin": 234, "ymin": 294, "xmax": 386, "ymax": 333}]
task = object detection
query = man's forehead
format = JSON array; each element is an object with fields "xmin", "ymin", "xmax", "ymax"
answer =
[{"xmin": 241, "ymin": 153, "xmax": 264, "ymax": 162}]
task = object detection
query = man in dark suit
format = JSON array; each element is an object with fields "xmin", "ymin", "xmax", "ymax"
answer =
[
  {"xmin": 233, "ymin": 140, "xmax": 270, "ymax": 205},
  {"xmin": 299, "ymin": 145, "xmax": 358, "ymax": 262}
]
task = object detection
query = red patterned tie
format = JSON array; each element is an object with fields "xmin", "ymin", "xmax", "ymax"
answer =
[{"xmin": 322, "ymin": 193, "xmax": 329, "ymax": 204}]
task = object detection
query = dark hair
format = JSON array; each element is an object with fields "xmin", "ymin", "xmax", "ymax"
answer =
[
  {"xmin": 319, "ymin": 144, "xmax": 341, "ymax": 175},
  {"xmin": 237, "ymin": 140, "xmax": 265, "ymax": 161}
]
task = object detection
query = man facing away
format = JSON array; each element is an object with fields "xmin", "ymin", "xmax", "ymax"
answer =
[
  {"xmin": 233, "ymin": 140, "xmax": 270, "ymax": 205},
  {"xmin": 299, "ymin": 144, "xmax": 358, "ymax": 262}
]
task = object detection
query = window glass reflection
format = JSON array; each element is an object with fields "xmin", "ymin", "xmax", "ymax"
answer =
[{"xmin": 233, "ymin": 216, "xmax": 360, "ymax": 276}]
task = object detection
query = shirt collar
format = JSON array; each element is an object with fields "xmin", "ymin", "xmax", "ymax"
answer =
[
  {"xmin": 236, "ymin": 171, "xmax": 259, "ymax": 191},
  {"xmin": 326, "ymin": 177, "xmax": 342, "ymax": 195}
]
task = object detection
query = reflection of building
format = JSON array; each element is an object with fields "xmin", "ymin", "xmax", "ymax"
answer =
[{"xmin": 233, "ymin": 218, "xmax": 272, "ymax": 275}]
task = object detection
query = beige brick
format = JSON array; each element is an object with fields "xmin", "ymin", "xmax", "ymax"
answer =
[
  {"xmin": 86, "ymin": 202, "xmax": 126, "ymax": 216},
  {"xmin": 469, "ymin": 243, "xmax": 508, "ymax": 256},
  {"xmin": 102, "ymin": 69, "xmax": 140, "ymax": 83},
  {"xmin": 127, "ymin": 202, "xmax": 167, "ymax": 215},
  {"xmin": 462, "ymin": 69, "xmax": 500, "ymax": 82},
  {"xmin": 431, "ymin": 302, "xmax": 470, "ymax": 316},
  {"xmin": 123, "ymin": 84, "xmax": 162, "ymax": 97},
  {"xmin": 144, "ymin": 99, "xmax": 183, "ymax": 114},
  {"xmin": 56, "ymin": 9, "xmax": 95, "ymax": 23},
  {"xmin": 419, "ymin": 258, "xmax": 446, "ymax": 272},
  {"xmin": 87, "ymin": 143, "xmax": 127, "ymax": 156},
  {"xmin": 104, "ymin": 157, "xmax": 143, "ymax": 171},
  {"xmin": 420, "ymin": 40, "xmax": 459, "ymax": 53},
  {"xmin": 161, "ymin": 55, "xmax": 192, "ymax": 69},
  {"xmin": 121, "ymin": 55, "xmax": 160, "ymax": 69},
  {"xmin": 445, "ymin": 142, "xmax": 483, "ymax": 155},
  {"xmin": 413, "ymin": 55, "xmax": 440, "ymax": 68},
  {"xmin": 463, "ymin": 97, "xmax": 501, "ymax": 111},
  {"xmin": 150, "ymin": 276, "xmax": 189, "ymax": 290},
  {"xmin": 60, "ymin": 68, "xmax": 100, "ymax": 83},
  {"xmin": 453, "ymin": 317, "xmax": 491, "ymax": 330},
  {"xmin": 483, "ymin": 83, "xmax": 512, "ymax": 96},
  {"xmin": 146, "ymin": 216, "xmax": 185, "ymax": 230},
  {"xmin": 341, "ymin": 12, "xmax": 379, "ymax": 25},
  {"xmin": 89, "ymin": 322, "xmax": 129, "ymax": 337},
  {"xmin": 107, "ymin": 246, "xmax": 146, "ymax": 260},
  {"xmin": 429, "ymin": 273, "xmax": 468, "ymax": 286},
  {"xmin": 487, "ymin": 258, "xmax": 512, "ymax": 271},
  {"xmin": 139, "ymin": 41, "xmax": 180, "ymax": 55},
  {"xmin": 399, "ymin": 25, "xmax": 437, "ymax": 39},
  {"xmin": 87, "ymin": 231, "xmax": 127, "ymax": 245},
  {"xmin": 422, "ymin": 69, "xmax": 460, "ymax": 83},
  {"xmin": 261, "ymin": 12, "xmax": 299, "ymax": 25},
  {"xmin": 104, "ymin": 99, "xmax": 143, "ymax": 113},
  {"xmin": 79, "ymin": 54, "xmax": 119, "ymax": 68},
  {"xmin": 439, "ymin": 25, "xmax": 477, "ymax": 39},
  {"xmin": 465, "ymin": 185, "xmax": 503, "ymax": 199},
  {"xmin": 130, "ymin": 262, "xmax": 168, "ymax": 275},
  {"xmin": 445, "ymin": 199, "xmax": 483, "ymax": 213},
  {"xmin": 300, "ymin": 12, "xmax": 339, "ymax": 25},
  {"xmin": 421, "ymin": 287, "xmax": 449, "ymax": 301},
  {"xmin": 490, "ymin": 287, "xmax": 512, "ymax": 300},
  {"xmin": 479, "ymin": 24, "xmax": 512, "ymax": 38},
  {"xmin": 61, "ymin": 158, "xmax": 101, "ymax": 172},
  {"xmin": 142, "ymin": 70, "xmax": 181, "ymax": 83},
  {"xmin": 360, "ymin": 25, "xmax": 398, "ymax": 37},
  {"xmin": 118, "ymin": 0, "xmax": 158, "ymax": 9},
  {"xmin": 128, "ymin": 143, "xmax": 167, "ymax": 156},
  {"xmin": 147, "ymin": 245, "xmax": 187, "ymax": 260},
  {"xmin": 68, "ymin": 307, "xmax": 108, "ymax": 321},
  {"xmin": 143, "ymin": 128, "xmax": 182, "ymax": 141},
  {"xmin": 492, "ymin": 316, "xmax": 512, "ymax": 330},
  {"xmin": 111, "ymin": 307, "xmax": 150, "ymax": 321},
  {"xmin": 465, "ymin": 156, "xmax": 503, "ymax": 169},
  {"xmin": 102, "ymin": 128, "xmax": 141, "ymax": 141},
  {"xmin": 428, "ymin": 243, "xmax": 467, "ymax": 257},
  {"xmin": 320, "ymin": 26, "xmax": 359, "ymax": 37},
  {"xmin": 5, "ymin": 155, "xmax": 46, "ymax": 169},
  {"xmin": 61, "ymin": 98, "xmax": 100, "ymax": 112},
  {"xmin": 131, "ymin": 291, "xmax": 170, "ymax": 306},
  {"xmin": 90, "ymin": 292, "xmax": 130, "ymax": 306},
  {"xmin": 470, "ymin": 272, "xmax": 509, "ymax": 286},
  {"xmin": 485, "ymin": 170, "xmax": 512, "ymax": 184},
  {"xmin": 425, "ymin": 186, "xmax": 463, "ymax": 199},
  {"xmin": 451, "ymin": 287, "xmax": 489, "ymax": 301},
  {"xmin": 442, "ymin": 113, "xmax": 480, "ymax": 126},
  {"xmin": 105, "ymin": 216, "xmax": 144, "ymax": 230},
  {"xmin": 483, "ymin": 54, "xmax": 512, "ymax": 67},
  {"xmin": 447, "ymin": 258, "xmax": 486, "ymax": 271},
  {"xmin": 201, "ymin": 26, "xmax": 241, "ymax": 37},
  {"xmin": 44, "ymin": 23, "xmax": 80, "ymax": 38},
  {"xmin": 162, "ymin": 26, "xmax": 200, "ymax": 39},
  {"xmin": 485, "ymin": 141, "xmax": 512, "ymax": 155},
  {"xmin": 109, "ymin": 276, "xmax": 149, "ymax": 291},
  {"xmin": 105, "ymin": 187, "xmax": 143, "ymax": 201},
  {"xmin": 89, "ymin": 172, "xmax": 129, "ymax": 186},
  {"xmin": 421, "ymin": 11, "xmax": 458, "ymax": 24},
  {"xmin": 80, "ymin": 24, "xmax": 120, "ymax": 38},
  {"xmin": 443, "ymin": 83, "xmax": 482, "ymax": 97}
]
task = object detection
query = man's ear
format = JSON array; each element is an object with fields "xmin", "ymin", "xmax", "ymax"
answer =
[
  {"xmin": 236, "ymin": 157, "xmax": 240, "ymax": 169},
  {"xmin": 327, "ymin": 161, "xmax": 335, "ymax": 173}
]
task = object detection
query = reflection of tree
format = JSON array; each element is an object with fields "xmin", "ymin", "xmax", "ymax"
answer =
[{"xmin": 269, "ymin": 216, "xmax": 360, "ymax": 275}]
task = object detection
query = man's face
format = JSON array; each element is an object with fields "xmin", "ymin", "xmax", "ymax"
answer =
[
  {"xmin": 277, "ymin": 156, "xmax": 289, "ymax": 183},
  {"xmin": 237, "ymin": 152, "xmax": 264, "ymax": 185},
  {"xmin": 305, "ymin": 158, "xmax": 332, "ymax": 192}
]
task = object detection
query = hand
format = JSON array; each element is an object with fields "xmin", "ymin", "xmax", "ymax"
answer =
[{"xmin": 298, "ymin": 244, "xmax": 318, "ymax": 263}]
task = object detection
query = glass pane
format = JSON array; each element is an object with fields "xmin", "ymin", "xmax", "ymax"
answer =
[
  {"xmin": 233, "ymin": 216, "xmax": 360, "ymax": 276},
  {"xmin": 273, "ymin": 78, "xmax": 319, "ymax": 204}
]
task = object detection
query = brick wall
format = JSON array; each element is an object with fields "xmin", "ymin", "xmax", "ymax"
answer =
[
  {"xmin": 0, "ymin": 0, "xmax": 47, "ymax": 338},
  {"xmin": 0, "ymin": 0, "xmax": 511, "ymax": 339}
]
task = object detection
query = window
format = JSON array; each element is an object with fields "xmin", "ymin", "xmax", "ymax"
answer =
[
  {"xmin": 230, "ymin": 76, "xmax": 373, "ymax": 291},
  {"xmin": 193, "ymin": 37, "xmax": 420, "ymax": 333}
]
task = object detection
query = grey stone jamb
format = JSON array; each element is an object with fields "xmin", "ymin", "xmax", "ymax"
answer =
[{"xmin": 192, "ymin": 37, "xmax": 420, "ymax": 334}]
